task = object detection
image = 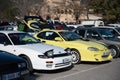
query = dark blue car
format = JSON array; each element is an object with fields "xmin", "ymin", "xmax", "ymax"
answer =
[{"xmin": 0, "ymin": 50, "xmax": 29, "ymax": 80}]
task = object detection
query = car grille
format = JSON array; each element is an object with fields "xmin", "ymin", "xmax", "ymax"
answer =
[{"xmin": 55, "ymin": 61, "xmax": 71, "ymax": 67}]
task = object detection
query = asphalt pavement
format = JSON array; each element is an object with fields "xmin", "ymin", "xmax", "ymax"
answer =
[{"xmin": 25, "ymin": 58, "xmax": 120, "ymax": 80}]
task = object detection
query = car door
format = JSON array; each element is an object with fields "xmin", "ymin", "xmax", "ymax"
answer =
[
  {"xmin": 37, "ymin": 31, "xmax": 67, "ymax": 48},
  {"xmin": 86, "ymin": 30, "xmax": 102, "ymax": 40},
  {"xmin": 0, "ymin": 33, "xmax": 16, "ymax": 54}
]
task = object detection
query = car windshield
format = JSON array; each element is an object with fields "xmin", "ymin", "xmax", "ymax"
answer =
[
  {"xmin": 97, "ymin": 29, "xmax": 114, "ymax": 39},
  {"xmin": 59, "ymin": 31, "xmax": 81, "ymax": 41},
  {"xmin": 30, "ymin": 22, "xmax": 41, "ymax": 29},
  {"xmin": 8, "ymin": 33, "xmax": 40, "ymax": 45},
  {"xmin": 30, "ymin": 22, "xmax": 54, "ymax": 30}
]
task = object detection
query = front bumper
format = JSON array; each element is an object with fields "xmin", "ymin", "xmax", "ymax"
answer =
[
  {"xmin": 81, "ymin": 50, "xmax": 113, "ymax": 62},
  {"xmin": 33, "ymin": 55, "xmax": 72, "ymax": 70},
  {"xmin": 1, "ymin": 69, "xmax": 29, "ymax": 80}
]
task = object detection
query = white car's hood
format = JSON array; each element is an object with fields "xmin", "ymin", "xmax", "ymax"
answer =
[{"xmin": 16, "ymin": 43, "xmax": 66, "ymax": 54}]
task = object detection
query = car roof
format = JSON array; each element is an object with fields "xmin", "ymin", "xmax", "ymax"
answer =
[
  {"xmin": 41, "ymin": 29, "xmax": 68, "ymax": 33},
  {"xmin": 93, "ymin": 27, "xmax": 116, "ymax": 29},
  {"xmin": 0, "ymin": 30, "xmax": 25, "ymax": 34},
  {"xmin": 76, "ymin": 27, "xmax": 95, "ymax": 30},
  {"xmin": 77, "ymin": 26, "xmax": 116, "ymax": 29}
]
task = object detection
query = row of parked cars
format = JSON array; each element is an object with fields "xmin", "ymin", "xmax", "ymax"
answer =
[
  {"xmin": 0, "ymin": 17, "xmax": 119, "ymax": 79},
  {"xmin": 0, "ymin": 29, "xmax": 113, "ymax": 79}
]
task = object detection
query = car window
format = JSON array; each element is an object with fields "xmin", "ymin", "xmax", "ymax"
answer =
[
  {"xmin": 30, "ymin": 22, "xmax": 41, "ymax": 29},
  {"xmin": 87, "ymin": 30, "xmax": 101, "ymax": 40},
  {"xmin": 30, "ymin": 22, "xmax": 54, "ymax": 30},
  {"xmin": 106, "ymin": 28, "xmax": 118, "ymax": 36},
  {"xmin": 0, "ymin": 33, "xmax": 12, "ymax": 45},
  {"xmin": 76, "ymin": 30, "xmax": 85, "ymax": 38},
  {"xmin": 8, "ymin": 33, "xmax": 39, "ymax": 45},
  {"xmin": 97, "ymin": 29, "xmax": 114, "ymax": 39},
  {"xmin": 37, "ymin": 31, "xmax": 59, "ymax": 40},
  {"xmin": 59, "ymin": 31, "xmax": 80, "ymax": 41},
  {"xmin": 0, "ymin": 26, "xmax": 13, "ymax": 31},
  {"xmin": 37, "ymin": 32, "xmax": 46, "ymax": 39}
]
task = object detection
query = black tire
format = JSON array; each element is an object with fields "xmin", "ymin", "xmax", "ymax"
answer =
[
  {"xmin": 20, "ymin": 56, "xmax": 33, "ymax": 74},
  {"xmin": 109, "ymin": 46, "xmax": 119, "ymax": 58},
  {"xmin": 71, "ymin": 49, "xmax": 81, "ymax": 64}
]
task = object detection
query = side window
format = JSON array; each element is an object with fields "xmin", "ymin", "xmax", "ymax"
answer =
[
  {"xmin": 45, "ymin": 32, "xmax": 59, "ymax": 40},
  {"xmin": 37, "ymin": 32, "xmax": 46, "ymax": 39},
  {"xmin": 87, "ymin": 30, "xmax": 101, "ymax": 40},
  {"xmin": 76, "ymin": 30, "xmax": 85, "ymax": 38},
  {"xmin": 37, "ymin": 31, "xmax": 59, "ymax": 40},
  {"xmin": 0, "ymin": 33, "xmax": 11, "ymax": 45},
  {"xmin": 109, "ymin": 29, "xmax": 118, "ymax": 36}
]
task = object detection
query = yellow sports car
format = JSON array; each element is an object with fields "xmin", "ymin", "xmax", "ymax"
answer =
[
  {"xmin": 34, "ymin": 29, "xmax": 112, "ymax": 64},
  {"xmin": 18, "ymin": 16, "xmax": 54, "ymax": 32}
]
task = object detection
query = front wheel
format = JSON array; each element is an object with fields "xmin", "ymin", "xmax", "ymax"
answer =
[
  {"xmin": 20, "ymin": 56, "xmax": 33, "ymax": 74},
  {"xmin": 71, "ymin": 49, "xmax": 81, "ymax": 64},
  {"xmin": 109, "ymin": 46, "xmax": 119, "ymax": 58}
]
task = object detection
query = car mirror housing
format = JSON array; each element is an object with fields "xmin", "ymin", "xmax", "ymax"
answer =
[
  {"xmin": 55, "ymin": 37, "xmax": 62, "ymax": 41},
  {"xmin": 4, "ymin": 42, "xmax": 11, "ymax": 46}
]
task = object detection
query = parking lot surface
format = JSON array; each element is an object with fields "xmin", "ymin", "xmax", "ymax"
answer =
[{"xmin": 25, "ymin": 58, "xmax": 120, "ymax": 80}]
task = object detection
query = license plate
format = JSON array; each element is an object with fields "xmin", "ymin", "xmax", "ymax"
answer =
[
  {"xmin": 2, "ymin": 72, "xmax": 20, "ymax": 80},
  {"xmin": 63, "ymin": 58, "xmax": 69, "ymax": 63}
]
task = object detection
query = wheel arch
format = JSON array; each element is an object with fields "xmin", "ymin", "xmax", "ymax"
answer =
[
  {"xmin": 70, "ymin": 48, "xmax": 81, "ymax": 56},
  {"xmin": 108, "ymin": 45, "xmax": 120, "ymax": 52},
  {"xmin": 19, "ymin": 54, "xmax": 33, "ymax": 71},
  {"xmin": 108, "ymin": 45, "xmax": 120, "ymax": 57}
]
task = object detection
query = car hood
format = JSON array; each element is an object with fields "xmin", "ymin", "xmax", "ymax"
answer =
[
  {"xmin": 16, "ymin": 43, "xmax": 66, "ymax": 54},
  {"xmin": 69, "ymin": 39, "xmax": 108, "ymax": 50},
  {"xmin": 0, "ymin": 51, "xmax": 24, "ymax": 65}
]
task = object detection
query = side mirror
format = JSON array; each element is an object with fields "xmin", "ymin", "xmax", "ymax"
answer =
[
  {"xmin": 55, "ymin": 37, "xmax": 63, "ymax": 41},
  {"xmin": 3, "ymin": 42, "xmax": 8, "ymax": 46}
]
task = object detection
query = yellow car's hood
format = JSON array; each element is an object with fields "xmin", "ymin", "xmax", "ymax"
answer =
[{"xmin": 69, "ymin": 39, "xmax": 108, "ymax": 50}]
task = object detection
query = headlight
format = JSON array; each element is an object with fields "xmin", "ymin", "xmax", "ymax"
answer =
[
  {"xmin": 18, "ymin": 62, "xmax": 26, "ymax": 68},
  {"xmin": 88, "ymin": 47, "xmax": 99, "ymax": 51},
  {"xmin": 64, "ymin": 48, "xmax": 71, "ymax": 54},
  {"xmin": 38, "ymin": 49, "xmax": 54, "ymax": 58}
]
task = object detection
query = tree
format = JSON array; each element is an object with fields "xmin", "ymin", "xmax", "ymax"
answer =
[
  {"xmin": 65, "ymin": 0, "xmax": 82, "ymax": 22},
  {"xmin": 63, "ymin": 0, "xmax": 91, "ymax": 22},
  {"xmin": 12, "ymin": 0, "xmax": 44, "ymax": 17},
  {"xmin": 89, "ymin": 0, "xmax": 120, "ymax": 23},
  {"xmin": 0, "ymin": 0, "xmax": 17, "ymax": 20}
]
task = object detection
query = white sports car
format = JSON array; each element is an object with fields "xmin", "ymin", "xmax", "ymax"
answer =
[{"xmin": 0, "ymin": 31, "xmax": 72, "ymax": 72}]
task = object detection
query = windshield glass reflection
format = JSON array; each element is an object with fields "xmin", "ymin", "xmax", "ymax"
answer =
[{"xmin": 8, "ymin": 33, "xmax": 40, "ymax": 45}]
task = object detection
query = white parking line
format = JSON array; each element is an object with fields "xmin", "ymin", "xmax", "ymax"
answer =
[{"xmin": 52, "ymin": 60, "xmax": 120, "ymax": 80}]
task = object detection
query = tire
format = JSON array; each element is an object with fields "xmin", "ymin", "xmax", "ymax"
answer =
[
  {"xmin": 20, "ymin": 56, "xmax": 33, "ymax": 74},
  {"xmin": 109, "ymin": 46, "xmax": 119, "ymax": 58},
  {"xmin": 71, "ymin": 49, "xmax": 81, "ymax": 64}
]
